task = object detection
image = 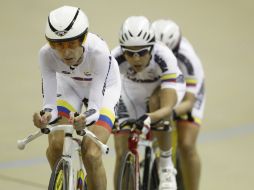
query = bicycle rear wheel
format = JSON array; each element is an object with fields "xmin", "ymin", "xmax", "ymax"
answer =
[
  {"xmin": 48, "ymin": 158, "xmax": 70, "ymax": 190},
  {"xmin": 117, "ymin": 151, "xmax": 138, "ymax": 190}
]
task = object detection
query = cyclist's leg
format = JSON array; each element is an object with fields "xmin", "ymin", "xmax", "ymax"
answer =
[
  {"xmin": 176, "ymin": 92, "xmax": 205, "ymax": 190},
  {"xmin": 149, "ymin": 87, "xmax": 174, "ymax": 169},
  {"xmin": 46, "ymin": 130, "xmax": 64, "ymax": 170},
  {"xmin": 81, "ymin": 124, "xmax": 110, "ymax": 190},
  {"xmin": 149, "ymin": 83, "xmax": 185, "ymax": 190},
  {"xmin": 113, "ymin": 131, "xmax": 129, "ymax": 190},
  {"xmin": 47, "ymin": 75, "xmax": 82, "ymax": 169},
  {"xmin": 177, "ymin": 120, "xmax": 201, "ymax": 190}
]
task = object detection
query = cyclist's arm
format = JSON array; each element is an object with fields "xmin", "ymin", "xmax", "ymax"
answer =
[
  {"xmin": 88, "ymin": 51, "xmax": 121, "ymax": 131},
  {"xmin": 148, "ymin": 88, "xmax": 177, "ymax": 123},
  {"xmin": 38, "ymin": 47, "xmax": 58, "ymax": 122},
  {"xmin": 173, "ymin": 91, "xmax": 195, "ymax": 116},
  {"xmin": 148, "ymin": 46, "xmax": 182, "ymax": 123}
]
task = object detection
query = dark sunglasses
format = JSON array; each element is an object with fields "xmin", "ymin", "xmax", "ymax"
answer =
[{"xmin": 122, "ymin": 47, "xmax": 151, "ymax": 57}]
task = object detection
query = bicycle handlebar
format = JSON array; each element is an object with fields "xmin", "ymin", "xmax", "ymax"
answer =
[{"xmin": 17, "ymin": 124, "xmax": 109, "ymax": 155}]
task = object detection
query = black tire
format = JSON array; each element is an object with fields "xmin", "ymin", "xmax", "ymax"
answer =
[
  {"xmin": 142, "ymin": 147, "xmax": 152, "ymax": 190},
  {"xmin": 48, "ymin": 158, "xmax": 70, "ymax": 190},
  {"xmin": 117, "ymin": 151, "xmax": 137, "ymax": 190},
  {"xmin": 149, "ymin": 158, "xmax": 160, "ymax": 190}
]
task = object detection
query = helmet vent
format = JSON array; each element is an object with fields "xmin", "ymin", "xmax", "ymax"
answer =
[
  {"xmin": 124, "ymin": 33, "xmax": 128, "ymax": 40},
  {"xmin": 137, "ymin": 30, "xmax": 142, "ymax": 37},
  {"xmin": 128, "ymin": 31, "xmax": 133, "ymax": 37},
  {"xmin": 147, "ymin": 34, "xmax": 150, "ymax": 40},
  {"xmin": 160, "ymin": 34, "xmax": 164, "ymax": 41},
  {"xmin": 121, "ymin": 34, "xmax": 125, "ymax": 42},
  {"xmin": 143, "ymin": 32, "xmax": 147, "ymax": 39}
]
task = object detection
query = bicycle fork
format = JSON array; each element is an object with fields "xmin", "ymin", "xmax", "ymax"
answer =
[{"xmin": 128, "ymin": 133, "xmax": 140, "ymax": 190}]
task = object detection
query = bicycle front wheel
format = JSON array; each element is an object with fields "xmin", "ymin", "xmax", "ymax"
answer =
[
  {"xmin": 48, "ymin": 158, "xmax": 70, "ymax": 190},
  {"xmin": 117, "ymin": 151, "xmax": 138, "ymax": 190},
  {"xmin": 150, "ymin": 158, "xmax": 160, "ymax": 190}
]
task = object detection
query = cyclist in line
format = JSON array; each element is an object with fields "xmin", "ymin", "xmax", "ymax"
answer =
[
  {"xmin": 152, "ymin": 19, "xmax": 205, "ymax": 190},
  {"xmin": 32, "ymin": 6, "xmax": 121, "ymax": 190},
  {"xmin": 112, "ymin": 16, "xmax": 186, "ymax": 190}
]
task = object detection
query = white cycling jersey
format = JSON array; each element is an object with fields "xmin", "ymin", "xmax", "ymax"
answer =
[
  {"xmin": 112, "ymin": 42, "xmax": 186, "ymax": 123},
  {"xmin": 39, "ymin": 33, "xmax": 121, "ymax": 131},
  {"xmin": 174, "ymin": 37, "xmax": 205, "ymax": 124}
]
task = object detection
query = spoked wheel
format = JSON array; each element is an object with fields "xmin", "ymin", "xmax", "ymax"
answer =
[
  {"xmin": 142, "ymin": 147, "xmax": 152, "ymax": 190},
  {"xmin": 76, "ymin": 169, "xmax": 86, "ymax": 190},
  {"xmin": 48, "ymin": 159, "xmax": 70, "ymax": 190},
  {"xmin": 117, "ymin": 151, "xmax": 138, "ymax": 190}
]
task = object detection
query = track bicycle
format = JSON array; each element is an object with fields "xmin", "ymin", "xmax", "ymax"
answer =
[
  {"xmin": 116, "ymin": 119, "xmax": 170, "ymax": 190},
  {"xmin": 17, "ymin": 111, "xmax": 109, "ymax": 190}
]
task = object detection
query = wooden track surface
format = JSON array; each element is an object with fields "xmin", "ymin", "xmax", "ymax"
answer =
[{"xmin": 0, "ymin": 1, "xmax": 253, "ymax": 189}]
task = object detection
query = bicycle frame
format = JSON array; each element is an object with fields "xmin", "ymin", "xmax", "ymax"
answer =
[
  {"xmin": 118, "ymin": 119, "xmax": 170, "ymax": 190},
  {"xmin": 126, "ymin": 128, "xmax": 156, "ymax": 190},
  {"xmin": 52, "ymin": 125, "xmax": 84, "ymax": 189},
  {"xmin": 17, "ymin": 124, "xmax": 109, "ymax": 190}
]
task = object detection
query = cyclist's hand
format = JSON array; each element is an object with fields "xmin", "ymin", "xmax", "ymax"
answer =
[
  {"xmin": 33, "ymin": 111, "xmax": 52, "ymax": 129},
  {"xmin": 69, "ymin": 112, "xmax": 86, "ymax": 130},
  {"xmin": 136, "ymin": 114, "xmax": 151, "ymax": 135}
]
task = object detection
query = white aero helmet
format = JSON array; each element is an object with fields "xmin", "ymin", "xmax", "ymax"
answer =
[
  {"xmin": 119, "ymin": 16, "xmax": 155, "ymax": 47},
  {"xmin": 45, "ymin": 6, "xmax": 89, "ymax": 42},
  {"xmin": 151, "ymin": 19, "xmax": 181, "ymax": 50}
]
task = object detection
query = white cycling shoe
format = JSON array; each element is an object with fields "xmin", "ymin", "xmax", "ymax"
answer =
[{"xmin": 159, "ymin": 167, "xmax": 177, "ymax": 190}]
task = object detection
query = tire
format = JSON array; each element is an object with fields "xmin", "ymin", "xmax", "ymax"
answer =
[
  {"xmin": 149, "ymin": 158, "xmax": 160, "ymax": 190},
  {"xmin": 48, "ymin": 158, "xmax": 70, "ymax": 190},
  {"xmin": 142, "ymin": 147, "xmax": 152, "ymax": 190},
  {"xmin": 117, "ymin": 151, "xmax": 137, "ymax": 190}
]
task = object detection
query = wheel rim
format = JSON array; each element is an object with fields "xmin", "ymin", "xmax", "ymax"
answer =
[{"xmin": 54, "ymin": 170, "xmax": 63, "ymax": 190}]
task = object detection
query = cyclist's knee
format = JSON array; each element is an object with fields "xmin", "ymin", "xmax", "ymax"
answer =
[
  {"xmin": 178, "ymin": 139, "xmax": 196, "ymax": 156},
  {"xmin": 114, "ymin": 138, "xmax": 128, "ymax": 159},
  {"xmin": 115, "ymin": 144, "xmax": 127, "ymax": 158},
  {"xmin": 82, "ymin": 141, "xmax": 102, "ymax": 164},
  {"xmin": 48, "ymin": 132, "xmax": 64, "ymax": 153}
]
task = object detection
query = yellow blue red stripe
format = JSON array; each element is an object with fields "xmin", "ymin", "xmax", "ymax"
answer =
[
  {"xmin": 186, "ymin": 78, "xmax": 197, "ymax": 87},
  {"xmin": 57, "ymin": 99, "xmax": 77, "ymax": 118},
  {"xmin": 95, "ymin": 108, "xmax": 115, "ymax": 132},
  {"xmin": 161, "ymin": 73, "xmax": 177, "ymax": 82}
]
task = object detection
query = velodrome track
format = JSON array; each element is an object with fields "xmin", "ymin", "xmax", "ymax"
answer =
[{"xmin": 1, "ymin": 1, "xmax": 253, "ymax": 189}]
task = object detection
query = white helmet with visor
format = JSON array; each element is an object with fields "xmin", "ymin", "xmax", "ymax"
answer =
[
  {"xmin": 151, "ymin": 19, "xmax": 181, "ymax": 50},
  {"xmin": 45, "ymin": 6, "xmax": 89, "ymax": 42}
]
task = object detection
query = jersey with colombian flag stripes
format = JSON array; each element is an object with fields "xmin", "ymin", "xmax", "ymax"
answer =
[
  {"xmin": 112, "ymin": 42, "xmax": 184, "ymax": 91},
  {"xmin": 39, "ymin": 33, "xmax": 121, "ymax": 131}
]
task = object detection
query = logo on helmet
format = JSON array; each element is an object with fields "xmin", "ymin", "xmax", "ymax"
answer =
[{"xmin": 55, "ymin": 30, "xmax": 68, "ymax": 37}]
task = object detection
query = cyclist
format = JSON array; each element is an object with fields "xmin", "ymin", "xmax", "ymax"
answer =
[
  {"xmin": 152, "ymin": 19, "xmax": 205, "ymax": 190},
  {"xmin": 112, "ymin": 16, "xmax": 186, "ymax": 190},
  {"xmin": 32, "ymin": 6, "xmax": 121, "ymax": 190}
]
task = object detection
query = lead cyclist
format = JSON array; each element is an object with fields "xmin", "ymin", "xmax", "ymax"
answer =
[
  {"xmin": 152, "ymin": 19, "xmax": 206, "ymax": 190},
  {"xmin": 32, "ymin": 6, "xmax": 121, "ymax": 190}
]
